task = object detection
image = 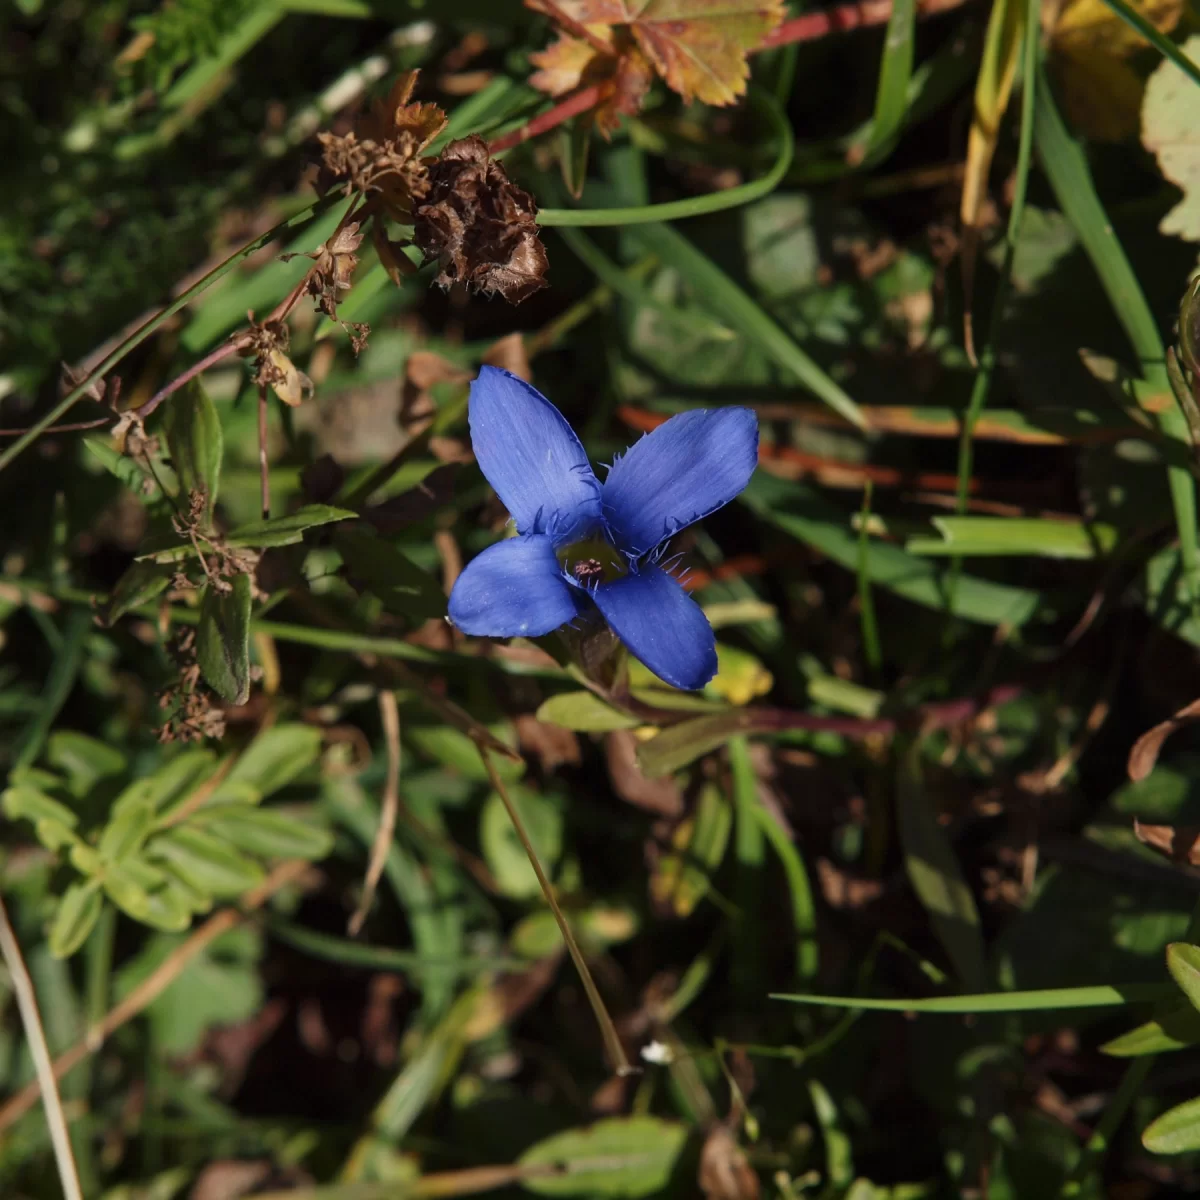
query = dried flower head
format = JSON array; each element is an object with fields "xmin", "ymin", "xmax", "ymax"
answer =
[{"xmin": 413, "ymin": 136, "xmax": 549, "ymax": 304}]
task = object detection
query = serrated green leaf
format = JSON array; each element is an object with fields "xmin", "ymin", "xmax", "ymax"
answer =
[
  {"xmin": 162, "ymin": 378, "xmax": 222, "ymax": 522},
  {"xmin": 536, "ymin": 691, "xmax": 640, "ymax": 733},
  {"xmin": 104, "ymin": 559, "xmax": 174, "ymax": 623},
  {"xmin": 197, "ymin": 805, "xmax": 332, "ymax": 859},
  {"xmin": 196, "ymin": 574, "xmax": 252, "ymax": 705},
  {"xmin": 48, "ymin": 881, "xmax": 104, "ymax": 958},
  {"xmin": 335, "ymin": 528, "xmax": 447, "ymax": 620},
  {"xmin": 1144, "ymin": 1094, "xmax": 1200, "ymax": 1154},
  {"xmin": 149, "ymin": 826, "xmax": 265, "ymax": 897},
  {"xmin": 1167, "ymin": 942, "xmax": 1200, "ymax": 1012},
  {"xmin": 518, "ymin": 1115, "xmax": 688, "ymax": 1197}
]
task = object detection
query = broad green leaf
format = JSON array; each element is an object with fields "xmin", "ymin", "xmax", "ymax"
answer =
[
  {"xmin": 149, "ymin": 826, "xmax": 265, "ymax": 897},
  {"xmin": 536, "ymin": 691, "xmax": 640, "ymax": 733},
  {"xmin": 35, "ymin": 817, "xmax": 78, "ymax": 853},
  {"xmin": 1142, "ymin": 35, "xmax": 1200, "ymax": 241},
  {"xmin": 480, "ymin": 785, "xmax": 564, "ymax": 900},
  {"xmin": 2, "ymin": 785, "xmax": 78, "ymax": 827},
  {"xmin": 196, "ymin": 574, "xmax": 252, "ymax": 705},
  {"xmin": 98, "ymin": 798, "xmax": 156, "ymax": 863},
  {"xmin": 45, "ymin": 730, "xmax": 128, "ymax": 796},
  {"xmin": 114, "ymin": 928, "xmax": 263, "ymax": 1055},
  {"xmin": 408, "ymin": 722, "xmax": 525, "ymax": 783},
  {"xmin": 114, "ymin": 748, "xmax": 218, "ymax": 815},
  {"xmin": 225, "ymin": 504, "xmax": 356, "ymax": 548},
  {"xmin": 1143, "ymin": 1094, "xmax": 1200, "ymax": 1154},
  {"xmin": 211, "ymin": 722, "xmax": 322, "ymax": 801},
  {"xmin": 104, "ymin": 559, "xmax": 174, "ymax": 623},
  {"xmin": 1167, "ymin": 942, "xmax": 1200, "ymax": 1011},
  {"xmin": 48, "ymin": 881, "xmax": 103, "ymax": 959},
  {"xmin": 1102, "ymin": 999, "xmax": 1200, "ymax": 1055},
  {"xmin": 637, "ymin": 712, "xmax": 761, "ymax": 778},
  {"xmin": 197, "ymin": 805, "xmax": 333, "ymax": 859},
  {"xmin": 161, "ymin": 378, "xmax": 223, "ymax": 521},
  {"xmin": 518, "ymin": 1115, "xmax": 688, "ymax": 1197},
  {"xmin": 335, "ymin": 528, "xmax": 447, "ymax": 620}
]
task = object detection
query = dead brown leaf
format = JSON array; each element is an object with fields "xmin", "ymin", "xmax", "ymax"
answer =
[
  {"xmin": 605, "ymin": 728, "xmax": 683, "ymax": 816},
  {"xmin": 699, "ymin": 1125, "xmax": 760, "ymax": 1200},
  {"xmin": 1127, "ymin": 696, "xmax": 1200, "ymax": 781},
  {"xmin": 1133, "ymin": 819, "xmax": 1200, "ymax": 865}
]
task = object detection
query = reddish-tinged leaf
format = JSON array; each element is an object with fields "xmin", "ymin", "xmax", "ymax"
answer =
[
  {"xmin": 1133, "ymin": 819, "xmax": 1200, "ymax": 865},
  {"xmin": 529, "ymin": 34, "xmax": 654, "ymax": 135},
  {"xmin": 572, "ymin": 0, "xmax": 785, "ymax": 105},
  {"xmin": 1128, "ymin": 697, "xmax": 1200, "ymax": 781}
]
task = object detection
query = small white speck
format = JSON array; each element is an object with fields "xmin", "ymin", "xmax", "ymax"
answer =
[{"xmin": 641, "ymin": 1040, "xmax": 673, "ymax": 1065}]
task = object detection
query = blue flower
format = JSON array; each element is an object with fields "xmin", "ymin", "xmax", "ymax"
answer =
[{"xmin": 448, "ymin": 367, "xmax": 759, "ymax": 691}]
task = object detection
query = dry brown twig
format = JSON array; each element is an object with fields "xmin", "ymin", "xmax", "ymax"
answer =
[{"xmin": 348, "ymin": 689, "xmax": 402, "ymax": 935}]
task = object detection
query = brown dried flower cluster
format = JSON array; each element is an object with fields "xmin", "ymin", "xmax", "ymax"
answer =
[
  {"xmin": 413, "ymin": 135, "xmax": 549, "ymax": 304},
  {"xmin": 317, "ymin": 72, "xmax": 548, "ymax": 306}
]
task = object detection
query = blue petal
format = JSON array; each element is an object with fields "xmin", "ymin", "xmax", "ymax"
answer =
[
  {"xmin": 593, "ymin": 566, "xmax": 717, "ymax": 691},
  {"xmin": 602, "ymin": 407, "xmax": 758, "ymax": 557},
  {"xmin": 448, "ymin": 534, "xmax": 578, "ymax": 638},
  {"xmin": 470, "ymin": 366, "xmax": 601, "ymax": 543}
]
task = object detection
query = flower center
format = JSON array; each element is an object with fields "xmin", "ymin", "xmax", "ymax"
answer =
[{"xmin": 557, "ymin": 537, "xmax": 627, "ymax": 587}]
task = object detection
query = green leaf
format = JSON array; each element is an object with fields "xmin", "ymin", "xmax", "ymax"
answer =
[
  {"xmin": 48, "ymin": 881, "xmax": 103, "ymax": 959},
  {"xmin": 2, "ymin": 785, "xmax": 78, "ymax": 827},
  {"xmin": 631, "ymin": 221, "xmax": 866, "ymax": 430},
  {"xmin": 536, "ymin": 692, "xmax": 640, "ymax": 733},
  {"xmin": 408, "ymin": 722, "xmax": 525, "ymax": 783},
  {"xmin": 771, "ymin": 982, "xmax": 1174, "ymax": 1011},
  {"xmin": 1101, "ymin": 1000, "xmax": 1200, "ymax": 1056},
  {"xmin": 896, "ymin": 749, "xmax": 988, "ymax": 991},
  {"xmin": 45, "ymin": 729, "xmax": 128, "ymax": 795},
  {"xmin": 98, "ymin": 798, "xmax": 156, "ymax": 863},
  {"xmin": 518, "ymin": 1115, "xmax": 688, "ymax": 1197},
  {"xmin": 335, "ymin": 528, "xmax": 447, "ymax": 620},
  {"xmin": 649, "ymin": 782, "xmax": 731, "ymax": 917},
  {"xmin": 480, "ymin": 785, "xmax": 564, "ymax": 900},
  {"xmin": 223, "ymin": 504, "xmax": 356, "ymax": 549},
  {"xmin": 83, "ymin": 435, "xmax": 168, "ymax": 505},
  {"xmin": 211, "ymin": 722, "xmax": 323, "ymax": 801},
  {"xmin": 196, "ymin": 574, "xmax": 252, "ymax": 705},
  {"xmin": 1141, "ymin": 35, "xmax": 1200, "ymax": 241},
  {"xmin": 196, "ymin": 805, "xmax": 332, "ymax": 859},
  {"xmin": 149, "ymin": 826, "xmax": 265, "ymax": 897},
  {"xmin": 114, "ymin": 928, "xmax": 263, "ymax": 1056},
  {"xmin": 161, "ymin": 378, "xmax": 223, "ymax": 521},
  {"xmin": 1167, "ymin": 942, "xmax": 1200, "ymax": 1012},
  {"xmin": 102, "ymin": 863, "xmax": 154, "ymax": 922},
  {"xmin": 905, "ymin": 516, "xmax": 1118, "ymax": 559},
  {"xmin": 104, "ymin": 559, "xmax": 174, "ymax": 623},
  {"xmin": 35, "ymin": 817, "xmax": 79, "ymax": 853},
  {"xmin": 113, "ymin": 748, "xmax": 218, "ymax": 815},
  {"xmin": 1143, "ymin": 1094, "xmax": 1200, "ymax": 1154},
  {"xmin": 637, "ymin": 712, "xmax": 760, "ymax": 778}
]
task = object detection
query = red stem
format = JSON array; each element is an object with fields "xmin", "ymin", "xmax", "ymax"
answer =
[
  {"xmin": 131, "ymin": 341, "xmax": 239, "ymax": 423},
  {"xmin": 489, "ymin": 84, "xmax": 606, "ymax": 154}
]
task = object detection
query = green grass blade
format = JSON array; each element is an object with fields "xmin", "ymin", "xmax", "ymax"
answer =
[
  {"xmin": 1034, "ymin": 70, "xmax": 1199, "ymax": 601},
  {"xmin": 855, "ymin": 0, "xmax": 916, "ymax": 165},
  {"xmin": 772, "ymin": 982, "xmax": 1175, "ymax": 1012},
  {"xmin": 1096, "ymin": 0, "xmax": 1200, "ymax": 90},
  {"xmin": 632, "ymin": 224, "xmax": 866, "ymax": 428},
  {"xmin": 538, "ymin": 89, "xmax": 793, "ymax": 227}
]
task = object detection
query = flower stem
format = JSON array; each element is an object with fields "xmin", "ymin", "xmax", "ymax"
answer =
[{"xmin": 478, "ymin": 745, "xmax": 634, "ymax": 1077}]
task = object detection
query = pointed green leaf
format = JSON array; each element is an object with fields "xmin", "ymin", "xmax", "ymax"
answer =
[
  {"xmin": 196, "ymin": 574, "xmax": 252, "ymax": 705},
  {"xmin": 1167, "ymin": 942, "xmax": 1200, "ymax": 1012},
  {"xmin": 2, "ymin": 785, "xmax": 78, "ymax": 827},
  {"xmin": 103, "ymin": 864, "xmax": 154, "ymax": 922},
  {"xmin": 104, "ymin": 559, "xmax": 174, "ymax": 623},
  {"xmin": 48, "ymin": 881, "xmax": 104, "ymax": 959},
  {"xmin": 36, "ymin": 818, "xmax": 79, "ymax": 853},
  {"xmin": 536, "ymin": 691, "xmax": 640, "ymax": 733},
  {"xmin": 211, "ymin": 722, "xmax": 322, "ymax": 802},
  {"xmin": 1102, "ymin": 999, "xmax": 1200, "ymax": 1056},
  {"xmin": 1144, "ymin": 1094, "xmax": 1200, "ymax": 1154},
  {"xmin": 225, "ymin": 504, "xmax": 356, "ymax": 549},
  {"xmin": 162, "ymin": 378, "xmax": 223, "ymax": 521}
]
